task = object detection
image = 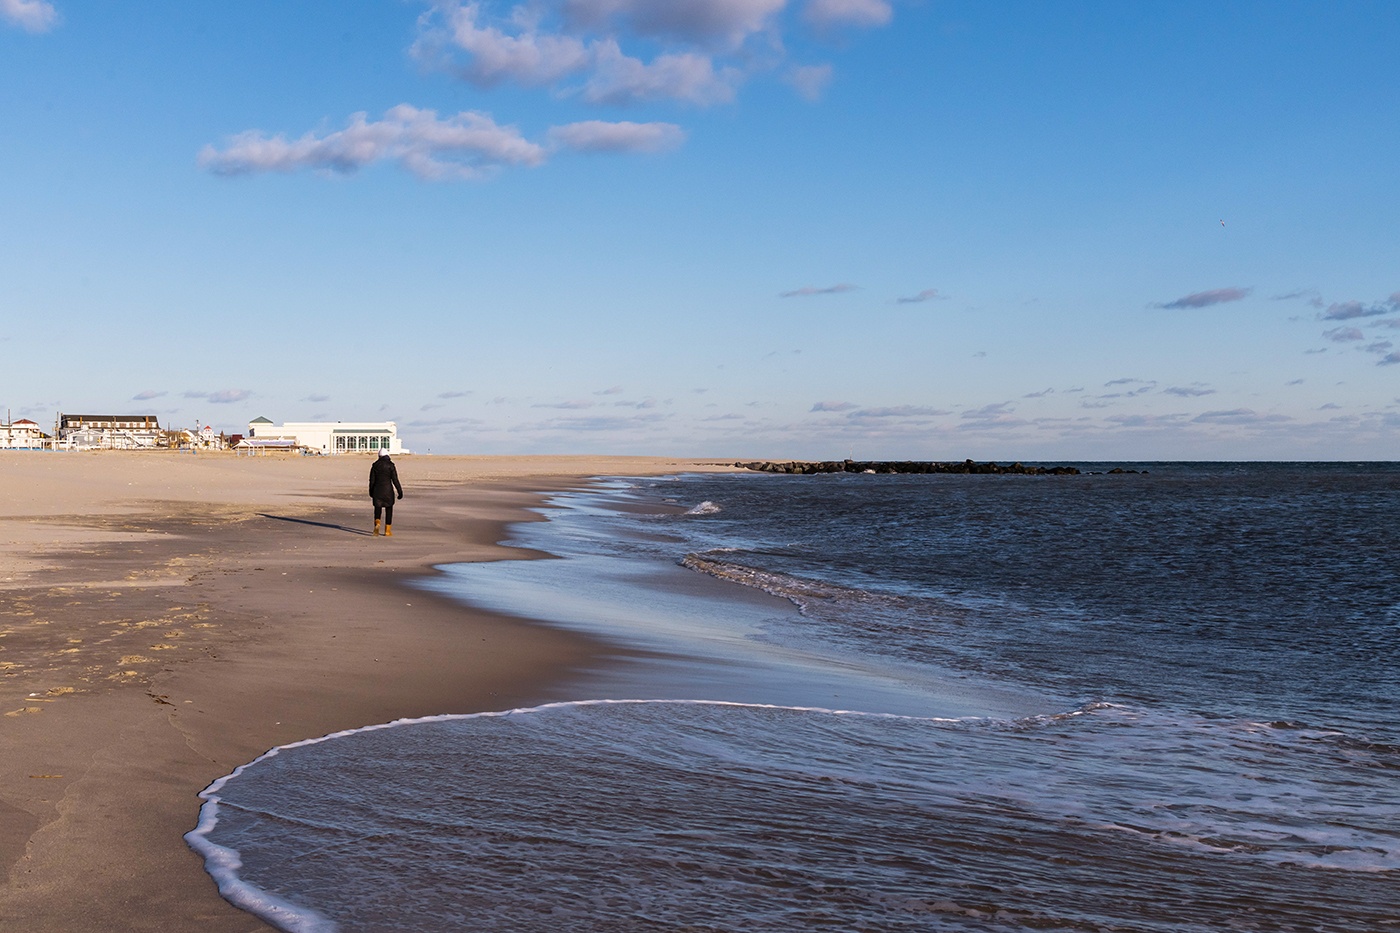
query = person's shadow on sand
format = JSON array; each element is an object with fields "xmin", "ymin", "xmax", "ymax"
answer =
[{"xmin": 257, "ymin": 514, "xmax": 375, "ymax": 537}]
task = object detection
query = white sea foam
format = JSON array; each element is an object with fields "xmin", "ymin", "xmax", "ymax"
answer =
[{"xmin": 684, "ymin": 500, "xmax": 721, "ymax": 515}]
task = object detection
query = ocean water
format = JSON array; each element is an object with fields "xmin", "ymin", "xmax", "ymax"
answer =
[{"xmin": 188, "ymin": 464, "xmax": 1400, "ymax": 932}]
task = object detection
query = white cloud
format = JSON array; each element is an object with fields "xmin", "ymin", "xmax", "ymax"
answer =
[
  {"xmin": 200, "ymin": 105, "xmax": 547, "ymax": 180},
  {"xmin": 563, "ymin": 0, "xmax": 786, "ymax": 47},
  {"xmin": 803, "ymin": 0, "xmax": 892, "ymax": 29},
  {"xmin": 583, "ymin": 42, "xmax": 741, "ymax": 105},
  {"xmin": 549, "ymin": 119, "xmax": 685, "ymax": 152},
  {"xmin": 203, "ymin": 105, "xmax": 683, "ymax": 180},
  {"xmin": 784, "ymin": 63, "xmax": 833, "ymax": 101},
  {"xmin": 811, "ymin": 400, "xmax": 858, "ymax": 412},
  {"xmin": 1, "ymin": 0, "xmax": 57, "ymax": 33},
  {"xmin": 417, "ymin": 0, "xmax": 890, "ymax": 107},
  {"xmin": 427, "ymin": 3, "xmax": 592, "ymax": 86}
]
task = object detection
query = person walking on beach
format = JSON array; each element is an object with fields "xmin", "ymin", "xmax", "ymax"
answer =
[{"xmin": 369, "ymin": 449, "xmax": 403, "ymax": 536}]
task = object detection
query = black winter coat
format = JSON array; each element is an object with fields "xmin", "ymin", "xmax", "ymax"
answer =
[{"xmin": 369, "ymin": 457, "xmax": 403, "ymax": 503}]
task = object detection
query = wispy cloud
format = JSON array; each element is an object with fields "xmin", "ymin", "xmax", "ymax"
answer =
[
  {"xmin": 521, "ymin": 412, "xmax": 669, "ymax": 432},
  {"xmin": 531, "ymin": 399, "xmax": 595, "ymax": 409},
  {"xmin": 1323, "ymin": 326, "xmax": 1364, "ymax": 343},
  {"xmin": 1192, "ymin": 408, "xmax": 1291, "ymax": 425},
  {"xmin": 1274, "ymin": 288, "xmax": 1324, "ymax": 308},
  {"xmin": 1098, "ymin": 378, "xmax": 1157, "ymax": 399},
  {"xmin": 302, "ymin": 393, "xmax": 331, "ymax": 402},
  {"xmin": 406, "ymin": 415, "xmax": 485, "ymax": 428},
  {"xmin": 1106, "ymin": 413, "xmax": 1189, "ymax": 428},
  {"xmin": 437, "ymin": 390, "xmax": 471, "ymax": 398},
  {"xmin": 185, "ymin": 389, "xmax": 253, "ymax": 404},
  {"xmin": 1, "ymin": 0, "xmax": 57, "ymax": 33},
  {"xmin": 132, "ymin": 389, "xmax": 167, "ymax": 401},
  {"xmin": 547, "ymin": 120, "xmax": 685, "ymax": 153},
  {"xmin": 962, "ymin": 401, "xmax": 1015, "ymax": 419},
  {"xmin": 896, "ymin": 288, "xmax": 945, "ymax": 304},
  {"xmin": 1163, "ymin": 385, "xmax": 1216, "ymax": 398},
  {"xmin": 780, "ymin": 283, "xmax": 858, "ymax": 298},
  {"xmin": 958, "ymin": 400, "xmax": 1026, "ymax": 430},
  {"xmin": 201, "ymin": 105, "xmax": 681, "ymax": 180},
  {"xmin": 1320, "ymin": 293, "xmax": 1400, "ymax": 320},
  {"xmin": 1155, "ymin": 287, "xmax": 1252, "ymax": 310},
  {"xmin": 811, "ymin": 400, "xmax": 858, "ymax": 412},
  {"xmin": 849, "ymin": 405, "xmax": 948, "ymax": 420}
]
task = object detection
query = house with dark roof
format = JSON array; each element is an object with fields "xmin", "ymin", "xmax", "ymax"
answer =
[{"xmin": 58, "ymin": 414, "xmax": 162, "ymax": 449}]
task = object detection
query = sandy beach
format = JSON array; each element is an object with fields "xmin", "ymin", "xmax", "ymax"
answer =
[{"xmin": 0, "ymin": 451, "xmax": 736, "ymax": 932}]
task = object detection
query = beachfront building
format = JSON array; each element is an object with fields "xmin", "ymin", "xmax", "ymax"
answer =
[
  {"xmin": 0, "ymin": 418, "xmax": 49, "ymax": 449},
  {"xmin": 245, "ymin": 418, "xmax": 407, "ymax": 455},
  {"xmin": 57, "ymin": 414, "xmax": 162, "ymax": 450}
]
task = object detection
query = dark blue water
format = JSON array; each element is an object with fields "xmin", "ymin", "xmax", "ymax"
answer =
[
  {"xmin": 653, "ymin": 464, "xmax": 1400, "ymax": 741},
  {"xmin": 189, "ymin": 464, "xmax": 1400, "ymax": 932}
]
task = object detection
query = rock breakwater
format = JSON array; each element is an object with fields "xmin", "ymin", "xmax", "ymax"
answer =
[{"xmin": 734, "ymin": 459, "xmax": 1082, "ymax": 475}]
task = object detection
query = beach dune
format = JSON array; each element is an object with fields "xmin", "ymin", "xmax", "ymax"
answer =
[{"xmin": 0, "ymin": 451, "xmax": 734, "ymax": 931}]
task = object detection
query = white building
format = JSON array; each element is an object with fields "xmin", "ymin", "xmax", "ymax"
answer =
[
  {"xmin": 245, "ymin": 418, "xmax": 407, "ymax": 455},
  {"xmin": 0, "ymin": 419, "xmax": 48, "ymax": 449}
]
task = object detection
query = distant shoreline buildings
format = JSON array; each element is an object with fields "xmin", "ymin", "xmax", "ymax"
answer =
[{"xmin": 0, "ymin": 413, "xmax": 407, "ymax": 454}]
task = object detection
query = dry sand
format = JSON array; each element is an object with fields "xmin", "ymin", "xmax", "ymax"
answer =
[{"xmin": 0, "ymin": 451, "xmax": 737, "ymax": 931}]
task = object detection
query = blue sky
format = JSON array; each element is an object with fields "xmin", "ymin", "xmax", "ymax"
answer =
[{"xmin": 2, "ymin": 0, "xmax": 1398, "ymax": 458}]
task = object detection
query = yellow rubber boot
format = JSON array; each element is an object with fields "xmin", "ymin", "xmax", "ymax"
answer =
[
  {"xmin": 385, "ymin": 524, "xmax": 393, "ymax": 537},
  {"xmin": 373, "ymin": 519, "xmax": 381, "ymax": 536}
]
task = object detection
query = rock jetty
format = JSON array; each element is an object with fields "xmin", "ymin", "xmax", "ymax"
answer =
[{"xmin": 734, "ymin": 459, "xmax": 1081, "ymax": 475}]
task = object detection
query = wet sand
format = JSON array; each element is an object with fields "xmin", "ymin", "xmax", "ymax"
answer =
[{"xmin": 0, "ymin": 451, "xmax": 736, "ymax": 931}]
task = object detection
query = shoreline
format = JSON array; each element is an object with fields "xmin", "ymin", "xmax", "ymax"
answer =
[{"xmin": 0, "ymin": 452, "xmax": 736, "ymax": 932}]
